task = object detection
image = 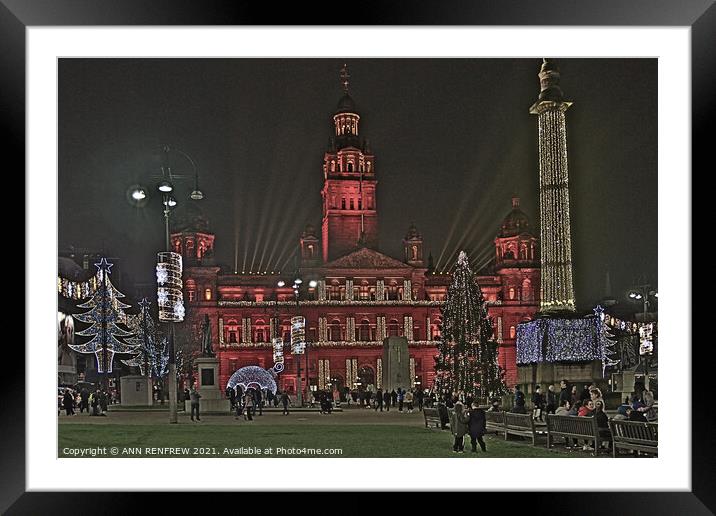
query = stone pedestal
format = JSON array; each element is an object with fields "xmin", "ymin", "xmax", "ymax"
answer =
[
  {"xmin": 119, "ymin": 375, "xmax": 153, "ymax": 406},
  {"xmin": 382, "ymin": 336, "xmax": 410, "ymax": 392},
  {"xmin": 185, "ymin": 356, "xmax": 230, "ymax": 413}
]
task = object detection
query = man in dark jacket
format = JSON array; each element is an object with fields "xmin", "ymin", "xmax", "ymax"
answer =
[
  {"xmin": 512, "ymin": 385, "xmax": 526, "ymax": 413},
  {"xmin": 467, "ymin": 401, "xmax": 487, "ymax": 452},
  {"xmin": 559, "ymin": 379, "xmax": 571, "ymax": 406},
  {"xmin": 416, "ymin": 389, "xmax": 424, "ymax": 411},
  {"xmin": 383, "ymin": 390, "xmax": 391, "ymax": 411},
  {"xmin": 390, "ymin": 389, "xmax": 398, "ymax": 407},
  {"xmin": 375, "ymin": 388, "xmax": 383, "ymax": 411},
  {"xmin": 281, "ymin": 391, "xmax": 290, "ymax": 415},
  {"xmin": 62, "ymin": 390, "xmax": 75, "ymax": 416},
  {"xmin": 255, "ymin": 389, "xmax": 263, "ymax": 416},
  {"xmin": 546, "ymin": 384, "xmax": 558, "ymax": 415}
]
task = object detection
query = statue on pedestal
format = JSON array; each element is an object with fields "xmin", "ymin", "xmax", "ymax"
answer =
[{"xmin": 201, "ymin": 314, "xmax": 214, "ymax": 357}]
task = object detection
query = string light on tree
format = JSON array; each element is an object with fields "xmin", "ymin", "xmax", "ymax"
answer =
[
  {"xmin": 433, "ymin": 251, "xmax": 506, "ymax": 401},
  {"xmin": 70, "ymin": 257, "xmax": 139, "ymax": 375}
]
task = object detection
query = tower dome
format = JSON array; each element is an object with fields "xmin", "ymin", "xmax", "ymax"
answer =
[
  {"xmin": 336, "ymin": 93, "xmax": 357, "ymax": 114},
  {"xmin": 498, "ymin": 197, "xmax": 532, "ymax": 237}
]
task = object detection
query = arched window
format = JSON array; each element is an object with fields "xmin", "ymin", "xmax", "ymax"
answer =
[
  {"xmin": 205, "ymin": 288, "xmax": 212, "ymax": 301},
  {"xmin": 347, "ymin": 162, "xmax": 353, "ymax": 172},
  {"xmin": 508, "ymin": 287, "xmax": 515, "ymax": 300},
  {"xmin": 330, "ymin": 161, "xmax": 336, "ymax": 172},
  {"xmin": 254, "ymin": 319, "xmax": 267, "ymax": 343},
  {"xmin": 519, "ymin": 244, "xmax": 527, "ymax": 260},
  {"xmin": 349, "ymin": 198, "xmax": 355, "ymax": 210},
  {"xmin": 388, "ymin": 319, "xmax": 400, "ymax": 337},
  {"xmin": 329, "ymin": 319, "xmax": 342, "ymax": 342},
  {"xmin": 359, "ymin": 319, "xmax": 371, "ymax": 341},
  {"xmin": 341, "ymin": 197, "xmax": 346, "ymax": 210},
  {"xmin": 509, "ymin": 326, "xmax": 516, "ymax": 339}
]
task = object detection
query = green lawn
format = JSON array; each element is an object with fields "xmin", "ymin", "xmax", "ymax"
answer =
[{"xmin": 59, "ymin": 423, "xmax": 575, "ymax": 458}]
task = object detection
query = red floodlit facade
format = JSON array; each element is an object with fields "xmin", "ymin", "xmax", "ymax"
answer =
[{"xmin": 174, "ymin": 78, "xmax": 540, "ymax": 395}]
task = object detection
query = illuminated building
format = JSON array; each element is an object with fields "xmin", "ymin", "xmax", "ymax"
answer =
[{"xmin": 178, "ymin": 66, "xmax": 540, "ymax": 394}]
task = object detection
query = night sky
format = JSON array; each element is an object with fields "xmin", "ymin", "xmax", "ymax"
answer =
[{"xmin": 58, "ymin": 58, "xmax": 657, "ymax": 311}]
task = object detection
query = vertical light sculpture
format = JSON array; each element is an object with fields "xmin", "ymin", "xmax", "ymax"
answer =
[
  {"xmin": 157, "ymin": 252, "xmax": 185, "ymax": 322},
  {"xmin": 529, "ymin": 59, "xmax": 577, "ymax": 314}
]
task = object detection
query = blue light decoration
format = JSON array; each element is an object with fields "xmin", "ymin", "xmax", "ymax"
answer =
[
  {"xmin": 516, "ymin": 305, "xmax": 623, "ymax": 377},
  {"xmin": 70, "ymin": 258, "xmax": 139, "ymax": 373},
  {"xmin": 226, "ymin": 366, "xmax": 278, "ymax": 394}
]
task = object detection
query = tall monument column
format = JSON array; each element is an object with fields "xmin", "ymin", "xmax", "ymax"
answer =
[{"xmin": 529, "ymin": 59, "xmax": 576, "ymax": 314}]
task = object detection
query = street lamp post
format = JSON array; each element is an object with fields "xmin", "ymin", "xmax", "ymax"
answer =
[
  {"xmin": 129, "ymin": 145, "xmax": 203, "ymax": 424},
  {"xmin": 278, "ymin": 277, "xmax": 317, "ymax": 407}
]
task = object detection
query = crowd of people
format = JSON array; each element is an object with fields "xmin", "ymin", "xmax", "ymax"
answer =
[
  {"xmin": 58, "ymin": 386, "xmax": 114, "ymax": 417},
  {"xmin": 508, "ymin": 379, "xmax": 657, "ymax": 452}
]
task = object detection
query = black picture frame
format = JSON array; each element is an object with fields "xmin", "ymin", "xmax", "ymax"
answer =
[{"xmin": 4, "ymin": 0, "xmax": 710, "ymax": 511}]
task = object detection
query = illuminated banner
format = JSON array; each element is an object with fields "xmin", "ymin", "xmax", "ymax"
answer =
[
  {"xmin": 291, "ymin": 316, "xmax": 306, "ymax": 354},
  {"xmin": 272, "ymin": 337, "xmax": 285, "ymax": 372},
  {"xmin": 157, "ymin": 251, "xmax": 185, "ymax": 322}
]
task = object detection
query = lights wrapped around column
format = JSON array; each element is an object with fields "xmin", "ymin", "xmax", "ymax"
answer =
[
  {"xmin": 291, "ymin": 316, "xmax": 306, "ymax": 354},
  {"xmin": 156, "ymin": 252, "xmax": 185, "ymax": 322}
]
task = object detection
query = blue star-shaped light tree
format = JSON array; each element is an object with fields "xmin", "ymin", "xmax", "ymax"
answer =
[{"xmin": 71, "ymin": 258, "xmax": 138, "ymax": 386}]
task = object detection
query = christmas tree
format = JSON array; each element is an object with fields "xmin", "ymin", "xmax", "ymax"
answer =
[
  {"xmin": 434, "ymin": 251, "xmax": 506, "ymax": 400},
  {"xmin": 71, "ymin": 258, "xmax": 139, "ymax": 378},
  {"xmin": 123, "ymin": 298, "xmax": 159, "ymax": 377}
]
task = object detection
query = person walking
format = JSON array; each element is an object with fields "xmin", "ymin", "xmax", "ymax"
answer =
[
  {"xmin": 450, "ymin": 401, "xmax": 469, "ymax": 452},
  {"xmin": 99, "ymin": 390, "xmax": 108, "ymax": 414},
  {"xmin": 391, "ymin": 389, "xmax": 398, "ymax": 407},
  {"xmin": 375, "ymin": 388, "xmax": 383, "ymax": 412},
  {"xmin": 243, "ymin": 391, "xmax": 254, "ymax": 421},
  {"xmin": 467, "ymin": 401, "xmax": 487, "ymax": 453},
  {"xmin": 190, "ymin": 386, "xmax": 202, "ymax": 422},
  {"xmin": 398, "ymin": 388, "xmax": 405, "ymax": 412},
  {"xmin": 405, "ymin": 390, "xmax": 414, "ymax": 413},
  {"xmin": 417, "ymin": 389, "xmax": 424, "ymax": 411},
  {"xmin": 281, "ymin": 391, "xmax": 290, "ymax": 415}
]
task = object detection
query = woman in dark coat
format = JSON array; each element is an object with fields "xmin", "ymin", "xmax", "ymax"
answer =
[
  {"xmin": 449, "ymin": 401, "xmax": 469, "ymax": 452},
  {"xmin": 467, "ymin": 401, "xmax": 487, "ymax": 453}
]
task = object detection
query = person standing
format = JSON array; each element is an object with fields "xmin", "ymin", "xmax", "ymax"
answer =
[
  {"xmin": 281, "ymin": 391, "xmax": 290, "ymax": 415},
  {"xmin": 375, "ymin": 388, "xmax": 383, "ymax": 412},
  {"xmin": 391, "ymin": 389, "xmax": 398, "ymax": 407},
  {"xmin": 255, "ymin": 389, "xmax": 263, "ymax": 416},
  {"xmin": 190, "ymin": 386, "xmax": 202, "ymax": 422},
  {"xmin": 99, "ymin": 390, "xmax": 108, "ymax": 414},
  {"xmin": 62, "ymin": 390, "xmax": 75, "ymax": 416},
  {"xmin": 512, "ymin": 385, "xmax": 526, "ymax": 413},
  {"xmin": 531, "ymin": 386, "xmax": 544, "ymax": 421},
  {"xmin": 405, "ymin": 389, "xmax": 414, "ymax": 413},
  {"xmin": 546, "ymin": 384, "xmax": 557, "ymax": 415},
  {"xmin": 244, "ymin": 391, "xmax": 254, "ymax": 421},
  {"xmin": 79, "ymin": 388, "xmax": 89, "ymax": 414},
  {"xmin": 383, "ymin": 389, "xmax": 391, "ymax": 412},
  {"xmin": 467, "ymin": 401, "xmax": 487, "ymax": 453},
  {"xmin": 559, "ymin": 379, "xmax": 570, "ymax": 407},
  {"xmin": 398, "ymin": 388, "xmax": 405, "ymax": 412},
  {"xmin": 641, "ymin": 387, "xmax": 656, "ymax": 421},
  {"xmin": 450, "ymin": 401, "xmax": 469, "ymax": 452},
  {"xmin": 417, "ymin": 389, "xmax": 424, "ymax": 411}
]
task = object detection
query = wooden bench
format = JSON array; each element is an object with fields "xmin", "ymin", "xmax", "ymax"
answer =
[
  {"xmin": 546, "ymin": 415, "xmax": 607, "ymax": 456},
  {"xmin": 608, "ymin": 420, "xmax": 658, "ymax": 457},
  {"xmin": 423, "ymin": 407, "xmax": 442, "ymax": 429},
  {"xmin": 504, "ymin": 412, "xmax": 544, "ymax": 446},
  {"xmin": 485, "ymin": 411, "xmax": 505, "ymax": 435}
]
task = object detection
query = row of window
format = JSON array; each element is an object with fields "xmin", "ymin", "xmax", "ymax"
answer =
[{"xmin": 326, "ymin": 160, "xmax": 372, "ymax": 174}]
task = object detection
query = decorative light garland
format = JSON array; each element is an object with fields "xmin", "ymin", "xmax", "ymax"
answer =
[{"xmin": 58, "ymin": 274, "xmax": 100, "ymax": 300}]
